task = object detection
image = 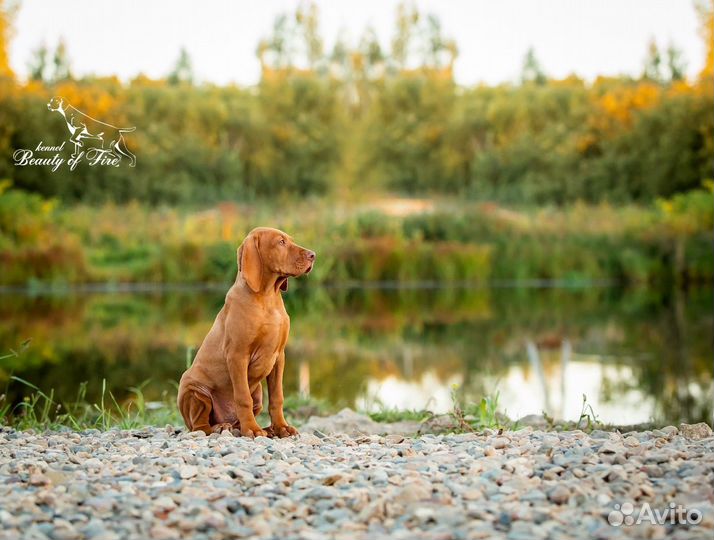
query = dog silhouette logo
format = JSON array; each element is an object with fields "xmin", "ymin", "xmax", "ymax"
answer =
[{"xmin": 47, "ymin": 96, "xmax": 136, "ymax": 167}]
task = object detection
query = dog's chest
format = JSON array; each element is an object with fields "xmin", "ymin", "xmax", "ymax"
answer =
[{"xmin": 248, "ymin": 309, "xmax": 288, "ymax": 378}]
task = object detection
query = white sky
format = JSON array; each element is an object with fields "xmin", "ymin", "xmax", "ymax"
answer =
[{"xmin": 9, "ymin": 0, "xmax": 705, "ymax": 86}]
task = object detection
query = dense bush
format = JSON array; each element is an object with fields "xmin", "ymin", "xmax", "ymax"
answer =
[
  {"xmin": 0, "ymin": 76, "xmax": 342, "ymax": 205},
  {"xmin": 367, "ymin": 78, "xmax": 713, "ymax": 203}
]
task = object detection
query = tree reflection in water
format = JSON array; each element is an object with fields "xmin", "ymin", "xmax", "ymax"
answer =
[{"xmin": 0, "ymin": 284, "xmax": 710, "ymax": 424}]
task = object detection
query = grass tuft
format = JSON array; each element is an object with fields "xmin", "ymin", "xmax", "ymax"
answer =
[
  {"xmin": 0, "ymin": 376, "xmax": 333, "ymax": 432},
  {"xmin": 0, "ymin": 377, "xmax": 183, "ymax": 431},
  {"xmin": 368, "ymin": 408, "xmax": 433, "ymax": 423},
  {"xmin": 448, "ymin": 386, "xmax": 511, "ymax": 432}
]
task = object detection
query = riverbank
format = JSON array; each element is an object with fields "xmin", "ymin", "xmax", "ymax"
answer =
[
  {"xmin": 2, "ymin": 187, "xmax": 712, "ymax": 287},
  {"xmin": 1, "ymin": 418, "xmax": 712, "ymax": 540}
]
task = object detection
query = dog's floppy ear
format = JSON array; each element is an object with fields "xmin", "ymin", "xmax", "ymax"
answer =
[{"xmin": 239, "ymin": 234, "xmax": 262, "ymax": 293}]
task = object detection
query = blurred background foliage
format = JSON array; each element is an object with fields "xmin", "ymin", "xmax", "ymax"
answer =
[
  {"xmin": 0, "ymin": 183, "xmax": 712, "ymax": 287},
  {"xmin": 0, "ymin": 0, "xmax": 711, "ymax": 288},
  {"xmin": 0, "ymin": 1, "xmax": 712, "ymax": 204}
]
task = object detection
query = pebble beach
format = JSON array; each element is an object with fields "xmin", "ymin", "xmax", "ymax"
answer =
[{"xmin": 1, "ymin": 416, "xmax": 713, "ymax": 540}]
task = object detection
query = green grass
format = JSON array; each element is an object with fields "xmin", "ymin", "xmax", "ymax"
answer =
[
  {"xmin": 462, "ymin": 392, "xmax": 504, "ymax": 430},
  {"xmin": 0, "ymin": 377, "xmax": 336, "ymax": 432},
  {"xmin": 361, "ymin": 390, "xmax": 517, "ymax": 434},
  {"xmin": 367, "ymin": 408, "xmax": 433, "ymax": 423},
  {"xmin": 448, "ymin": 387, "xmax": 510, "ymax": 432},
  {"xmin": 0, "ymin": 376, "xmax": 608, "ymax": 434},
  {"xmin": 0, "ymin": 377, "xmax": 183, "ymax": 431},
  {"xmin": 0, "ymin": 379, "xmax": 494, "ymax": 434},
  {"xmin": 360, "ymin": 388, "xmax": 511, "ymax": 432},
  {"xmin": 541, "ymin": 394, "xmax": 604, "ymax": 433}
]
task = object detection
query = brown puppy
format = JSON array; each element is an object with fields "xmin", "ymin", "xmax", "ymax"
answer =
[{"xmin": 177, "ymin": 227, "xmax": 315, "ymax": 437}]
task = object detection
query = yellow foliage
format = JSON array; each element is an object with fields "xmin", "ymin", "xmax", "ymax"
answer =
[
  {"xmin": 574, "ymin": 132, "xmax": 597, "ymax": 154},
  {"xmin": 657, "ymin": 199, "xmax": 674, "ymax": 216},
  {"xmin": 599, "ymin": 82, "xmax": 662, "ymax": 126},
  {"xmin": 130, "ymin": 74, "xmax": 166, "ymax": 88},
  {"xmin": 272, "ymin": 125, "xmax": 293, "ymax": 143},
  {"xmin": 579, "ymin": 81, "xmax": 668, "ymax": 150},
  {"xmin": 351, "ymin": 51, "xmax": 364, "ymax": 72},
  {"xmin": 0, "ymin": 0, "xmax": 14, "ymax": 79},
  {"xmin": 550, "ymin": 74, "xmax": 585, "ymax": 88},
  {"xmin": 52, "ymin": 82, "xmax": 120, "ymax": 119},
  {"xmin": 22, "ymin": 79, "xmax": 48, "ymax": 96},
  {"xmin": 697, "ymin": 0, "xmax": 714, "ymax": 81},
  {"xmin": 41, "ymin": 200, "xmax": 56, "ymax": 215}
]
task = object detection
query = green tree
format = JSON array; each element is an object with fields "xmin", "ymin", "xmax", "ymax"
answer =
[
  {"xmin": 422, "ymin": 14, "xmax": 457, "ymax": 70},
  {"xmin": 168, "ymin": 47, "xmax": 194, "ymax": 85},
  {"xmin": 390, "ymin": 2, "xmax": 419, "ymax": 70},
  {"xmin": 296, "ymin": 1, "xmax": 323, "ymax": 69},
  {"xmin": 360, "ymin": 25, "xmax": 385, "ymax": 73},
  {"xmin": 521, "ymin": 47, "xmax": 546, "ymax": 85},
  {"xmin": 665, "ymin": 43, "xmax": 686, "ymax": 81},
  {"xmin": 257, "ymin": 14, "xmax": 295, "ymax": 71},
  {"xmin": 643, "ymin": 38, "xmax": 662, "ymax": 82},
  {"xmin": 52, "ymin": 38, "xmax": 72, "ymax": 81},
  {"xmin": 27, "ymin": 42, "xmax": 48, "ymax": 81}
]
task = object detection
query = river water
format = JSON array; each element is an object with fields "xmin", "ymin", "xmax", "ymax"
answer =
[{"xmin": 1, "ymin": 284, "xmax": 711, "ymax": 425}]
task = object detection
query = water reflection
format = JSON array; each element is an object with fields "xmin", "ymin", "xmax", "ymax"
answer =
[{"xmin": 0, "ymin": 284, "xmax": 711, "ymax": 425}]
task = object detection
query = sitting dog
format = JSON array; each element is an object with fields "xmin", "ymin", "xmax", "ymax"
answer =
[{"xmin": 178, "ymin": 227, "xmax": 315, "ymax": 437}]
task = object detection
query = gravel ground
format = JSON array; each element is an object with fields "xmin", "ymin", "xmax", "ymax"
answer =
[{"xmin": 1, "ymin": 421, "xmax": 713, "ymax": 540}]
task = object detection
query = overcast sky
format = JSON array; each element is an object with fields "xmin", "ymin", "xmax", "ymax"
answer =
[{"xmin": 9, "ymin": 0, "xmax": 705, "ymax": 86}]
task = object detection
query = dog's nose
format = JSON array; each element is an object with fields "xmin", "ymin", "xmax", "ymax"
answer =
[{"xmin": 306, "ymin": 250, "xmax": 316, "ymax": 261}]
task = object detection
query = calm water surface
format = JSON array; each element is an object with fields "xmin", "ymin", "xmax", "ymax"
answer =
[{"xmin": 1, "ymin": 285, "xmax": 711, "ymax": 425}]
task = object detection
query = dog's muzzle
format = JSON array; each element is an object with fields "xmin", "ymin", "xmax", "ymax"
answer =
[{"xmin": 304, "ymin": 251, "xmax": 316, "ymax": 274}]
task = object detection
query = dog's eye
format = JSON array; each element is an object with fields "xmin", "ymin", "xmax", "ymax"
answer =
[{"xmin": 279, "ymin": 238, "xmax": 286, "ymax": 246}]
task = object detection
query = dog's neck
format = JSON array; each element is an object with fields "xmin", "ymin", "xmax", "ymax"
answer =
[{"xmin": 237, "ymin": 272, "xmax": 286, "ymax": 295}]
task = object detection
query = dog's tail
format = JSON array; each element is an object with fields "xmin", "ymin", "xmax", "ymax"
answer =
[{"xmin": 119, "ymin": 126, "xmax": 136, "ymax": 133}]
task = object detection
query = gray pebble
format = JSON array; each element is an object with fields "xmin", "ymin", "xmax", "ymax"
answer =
[{"xmin": 1, "ymin": 412, "xmax": 711, "ymax": 539}]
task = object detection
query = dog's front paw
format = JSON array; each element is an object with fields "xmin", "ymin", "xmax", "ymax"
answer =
[
  {"xmin": 240, "ymin": 424, "xmax": 267, "ymax": 438},
  {"xmin": 265, "ymin": 424, "xmax": 299, "ymax": 438}
]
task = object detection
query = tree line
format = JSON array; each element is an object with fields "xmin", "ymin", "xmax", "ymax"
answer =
[{"xmin": 0, "ymin": 1, "xmax": 712, "ymax": 205}]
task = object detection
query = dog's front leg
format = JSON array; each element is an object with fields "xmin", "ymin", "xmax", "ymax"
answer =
[
  {"xmin": 265, "ymin": 350, "xmax": 298, "ymax": 438},
  {"xmin": 226, "ymin": 353, "xmax": 267, "ymax": 438}
]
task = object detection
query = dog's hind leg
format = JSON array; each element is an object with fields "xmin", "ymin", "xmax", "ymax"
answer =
[
  {"xmin": 178, "ymin": 387, "xmax": 242, "ymax": 435},
  {"xmin": 178, "ymin": 389, "xmax": 214, "ymax": 435}
]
